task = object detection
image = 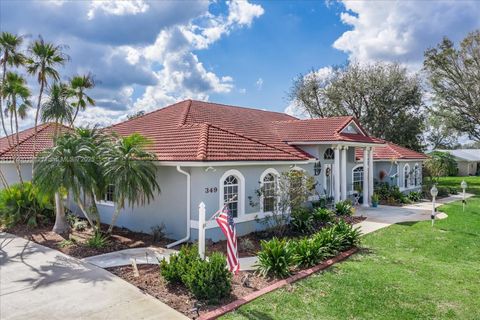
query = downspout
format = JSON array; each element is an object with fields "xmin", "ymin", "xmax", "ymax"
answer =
[{"xmin": 167, "ymin": 166, "xmax": 191, "ymax": 248}]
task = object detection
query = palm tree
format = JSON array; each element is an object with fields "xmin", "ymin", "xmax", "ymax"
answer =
[
  {"xmin": 41, "ymin": 82, "xmax": 72, "ymax": 138},
  {"xmin": 1, "ymin": 72, "xmax": 31, "ymax": 184},
  {"xmin": 37, "ymin": 82, "xmax": 73, "ymax": 234},
  {"xmin": 75, "ymin": 126, "xmax": 109, "ymax": 229},
  {"xmin": 68, "ymin": 74, "xmax": 96, "ymax": 126},
  {"xmin": 0, "ymin": 32, "xmax": 26, "ymax": 147},
  {"xmin": 26, "ymin": 37, "xmax": 68, "ymax": 162},
  {"xmin": 34, "ymin": 133, "xmax": 98, "ymax": 234},
  {"xmin": 102, "ymin": 133, "xmax": 160, "ymax": 233},
  {"xmin": 0, "ymin": 32, "xmax": 26, "ymax": 188}
]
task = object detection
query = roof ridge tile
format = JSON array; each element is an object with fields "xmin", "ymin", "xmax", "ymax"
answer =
[
  {"xmin": 207, "ymin": 123, "xmax": 311, "ymax": 160},
  {"xmin": 196, "ymin": 123, "xmax": 209, "ymax": 160}
]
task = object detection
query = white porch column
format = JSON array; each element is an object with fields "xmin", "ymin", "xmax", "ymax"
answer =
[
  {"xmin": 368, "ymin": 147, "xmax": 374, "ymax": 204},
  {"xmin": 341, "ymin": 146, "xmax": 348, "ymax": 200},
  {"xmin": 362, "ymin": 148, "xmax": 369, "ymax": 207},
  {"xmin": 334, "ymin": 146, "xmax": 341, "ymax": 203}
]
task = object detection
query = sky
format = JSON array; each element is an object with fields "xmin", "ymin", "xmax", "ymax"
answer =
[{"xmin": 1, "ymin": 0, "xmax": 480, "ymax": 130}]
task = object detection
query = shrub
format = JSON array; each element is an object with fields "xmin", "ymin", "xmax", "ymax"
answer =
[
  {"xmin": 160, "ymin": 244, "xmax": 199, "ymax": 284},
  {"xmin": 0, "ymin": 182, "xmax": 54, "ymax": 228},
  {"xmin": 407, "ymin": 191, "xmax": 422, "ymax": 202},
  {"xmin": 256, "ymin": 237, "xmax": 294, "ymax": 278},
  {"xmin": 335, "ymin": 200, "xmax": 354, "ymax": 216},
  {"xmin": 371, "ymin": 193, "xmax": 379, "ymax": 203},
  {"xmin": 448, "ymin": 187, "xmax": 458, "ymax": 195},
  {"xmin": 182, "ymin": 252, "xmax": 232, "ymax": 303},
  {"xmin": 290, "ymin": 207, "xmax": 314, "ymax": 233},
  {"xmin": 312, "ymin": 207, "xmax": 334, "ymax": 223},
  {"xmin": 331, "ymin": 220, "xmax": 362, "ymax": 249},
  {"xmin": 86, "ymin": 231, "xmax": 109, "ymax": 249},
  {"xmin": 160, "ymin": 245, "xmax": 232, "ymax": 302},
  {"xmin": 293, "ymin": 237, "xmax": 326, "ymax": 268}
]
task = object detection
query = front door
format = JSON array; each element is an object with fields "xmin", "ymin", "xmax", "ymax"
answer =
[{"xmin": 324, "ymin": 164, "xmax": 334, "ymax": 199}]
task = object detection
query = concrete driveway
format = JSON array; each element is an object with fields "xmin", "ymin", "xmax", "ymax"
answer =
[
  {"xmin": 354, "ymin": 193, "xmax": 473, "ymax": 234},
  {"xmin": 0, "ymin": 232, "xmax": 188, "ymax": 320}
]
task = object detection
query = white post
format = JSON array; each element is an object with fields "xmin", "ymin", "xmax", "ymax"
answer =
[
  {"xmin": 198, "ymin": 202, "xmax": 206, "ymax": 260},
  {"xmin": 341, "ymin": 146, "xmax": 347, "ymax": 201},
  {"xmin": 362, "ymin": 148, "xmax": 369, "ymax": 208},
  {"xmin": 334, "ymin": 146, "xmax": 341, "ymax": 203},
  {"xmin": 431, "ymin": 195, "xmax": 436, "ymax": 226},
  {"xmin": 368, "ymin": 147, "xmax": 374, "ymax": 205}
]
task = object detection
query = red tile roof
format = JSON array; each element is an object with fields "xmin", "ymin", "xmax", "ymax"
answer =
[
  {"xmin": 106, "ymin": 100, "xmax": 386, "ymax": 162},
  {"xmin": 0, "ymin": 123, "xmax": 70, "ymax": 161},
  {"xmin": 355, "ymin": 140, "xmax": 427, "ymax": 161},
  {"xmin": 1, "ymin": 100, "xmax": 420, "ymax": 163}
]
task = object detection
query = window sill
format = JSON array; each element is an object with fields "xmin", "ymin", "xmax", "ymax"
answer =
[
  {"xmin": 96, "ymin": 201, "xmax": 115, "ymax": 207},
  {"xmin": 190, "ymin": 211, "xmax": 273, "ymax": 229}
]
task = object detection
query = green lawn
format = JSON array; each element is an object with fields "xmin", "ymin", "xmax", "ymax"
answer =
[
  {"xmin": 223, "ymin": 177, "xmax": 480, "ymax": 320},
  {"xmin": 437, "ymin": 176, "xmax": 480, "ymax": 195}
]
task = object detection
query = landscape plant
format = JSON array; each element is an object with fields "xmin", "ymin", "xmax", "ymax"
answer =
[
  {"xmin": 159, "ymin": 245, "xmax": 232, "ymax": 302},
  {"xmin": 253, "ymin": 170, "xmax": 315, "ymax": 236},
  {"xmin": 256, "ymin": 237, "xmax": 294, "ymax": 278},
  {"xmin": 103, "ymin": 133, "xmax": 160, "ymax": 233},
  {"xmin": 256, "ymin": 221, "xmax": 361, "ymax": 278},
  {"xmin": 0, "ymin": 182, "xmax": 54, "ymax": 228}
]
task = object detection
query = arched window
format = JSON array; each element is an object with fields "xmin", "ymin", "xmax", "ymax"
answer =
[
  {"xmin": 352, "ymin": 165, "xmax": 364, "ymax": 192},
  {"xmin": 404, "ymin": 164, "xmax": 410, "ymax": 188},
  {"xmin": 324, "ymin": 148, "xmax": 335, "ymax": 160},
  {"xmin": 414, "ymin": 163, "xmax": 420, "ymax": 186},
  {"xmin": 223, "ymin": 175, "xmax": 239, "ymax": 217},
  {"xmin": 262, "ymin": 173, "xmax": 276, "ymax": 212}
]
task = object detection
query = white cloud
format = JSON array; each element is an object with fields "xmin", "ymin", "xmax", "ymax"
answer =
[
  {"xmin": 131, "ymin": 0, "xmax": 263, "ymax": 113},
  {"xmin": 3, "ymin": 0, "xmax": 264, "ymax": 128},
  {"xmin": 255, "ymin": 77, "xmax": 263, "ymax": 90},
  {"xmin": 227, "ymin": 0, "xmax": 265, "ymax": 27},
  {"xmin": 333, "ymin": 1, "xmax": 480, "ymax": 67},
  {"xmin": 88, "ymin": 0, "xmax": 149, "ymax": 20}
]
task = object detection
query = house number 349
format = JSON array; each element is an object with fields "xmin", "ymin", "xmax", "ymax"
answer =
[{"xmin": 205, "ymin": 187, "xmax": 218, "ymax": 194}]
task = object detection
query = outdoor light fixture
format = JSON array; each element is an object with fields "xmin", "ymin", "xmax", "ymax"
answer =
[
  {"xmin": 461, "ymin": 180, "xmax": 468, "ymax": 212},
  {"xmin": 430, "ymin": 184, "xmax": 438, "ymax": 226}
]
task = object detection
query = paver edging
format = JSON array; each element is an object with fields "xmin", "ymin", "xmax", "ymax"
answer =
[{"xmin": 199, "ymin": 247, "xmax": 358, "ymax": 320}]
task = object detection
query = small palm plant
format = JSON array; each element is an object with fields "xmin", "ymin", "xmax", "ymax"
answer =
[
  {"xmin": 102, "ymin": 133, "xmax": 160, "ymax": 233},
  {"xmin": 34, "ymin": 133, "xmax": 99, "ymax": 234}
]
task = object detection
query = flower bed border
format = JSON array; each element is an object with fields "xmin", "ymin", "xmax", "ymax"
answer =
[{"xmin": 199, "ymin": 247, "xmax": 358, "ymax": 320}]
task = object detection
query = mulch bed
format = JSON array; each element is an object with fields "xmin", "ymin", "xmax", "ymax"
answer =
[
  {"xmin": 107, "ymin": 264, "xmax": 276, "ymax": 319},
  {"xmin": 108, "ymin": 248, "xmax": 358, "ymax": 319},
  {"xmin": 2, "ymin": 222, "xmax": 173, "ymax": 259},
  {"xmin": 208, "ymin": 215, "xmax": 365, "ymax": 258}
]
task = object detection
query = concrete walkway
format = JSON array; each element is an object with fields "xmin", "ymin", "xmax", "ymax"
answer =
[
  {"xmin": 354, "ymin": 193, "xmax": 473, "ymax": 235},
  {"xmin": 0, "ymin": 232, "xmax": 188, "ymax": 320},
  {"xmin": 82, "ymin": 247, "xmax": 177, "ymax": 268}
]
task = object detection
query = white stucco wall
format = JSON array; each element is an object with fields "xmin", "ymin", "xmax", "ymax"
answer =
[{"xmin": 0, "ymin": 162, "xmax": 33, "ymax": 187}]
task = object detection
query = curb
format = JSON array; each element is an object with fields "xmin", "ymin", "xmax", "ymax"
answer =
[{"xmin": 199, "ymin": 247, "xmax": 359, "ymax": 320}]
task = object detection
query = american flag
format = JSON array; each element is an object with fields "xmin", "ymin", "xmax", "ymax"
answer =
[{"xmin": 215, "ymin": 205, "xmax": 240, "ymax": 274}]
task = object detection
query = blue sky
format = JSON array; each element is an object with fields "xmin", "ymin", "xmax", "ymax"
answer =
[{"xmin": 1, "ymin": 0, "xmax": 480, "ymax": 127}]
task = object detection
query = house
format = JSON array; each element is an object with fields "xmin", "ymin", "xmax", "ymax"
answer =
[
  {"xmin": 0, "ymin": 100, "xmax": 426, "ymax": 243},
  {"xmin": 434, "ymin": 149, "xmax": 480, "ymax": 176}
]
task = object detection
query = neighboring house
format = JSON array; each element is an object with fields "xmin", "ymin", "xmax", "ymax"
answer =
[
  {"xmin": 434, "ymin": 149, "xmax": 480, "ymax": 176},
  {"xmin": 0, "ymin": 100, "xmax": 427, "ymax": 242}
]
